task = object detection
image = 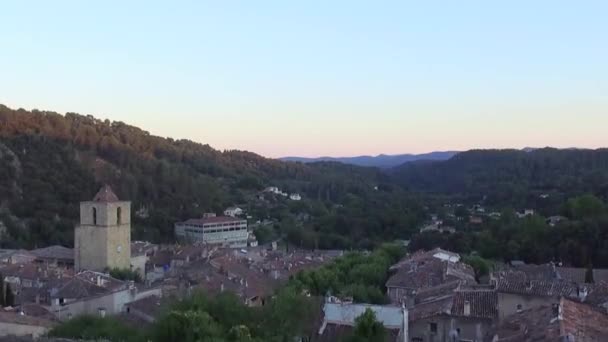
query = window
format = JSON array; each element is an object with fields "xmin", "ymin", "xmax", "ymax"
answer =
[
  {"xmin": 430, "ymin": 322, "xmax": 438, "ymax": 333},
  {"xmin": 517, "ymin": 304, "xmax": 523, "ymax": 312},
  {"xmin": 117, "ymin": 207, "xmax": 122, "ymax": 224},
  {"xmin": 92, "ymin": 207, "xmax": 97, "ymax": 225}
]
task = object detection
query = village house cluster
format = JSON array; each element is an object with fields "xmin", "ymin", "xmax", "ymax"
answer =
[
  {"xmin": 0, "ymin": 185, "xmax": 333, "ymax": 339},
  {"xmin": 315, "ymin": 247, "xmax": 608, "ymax": 341}
]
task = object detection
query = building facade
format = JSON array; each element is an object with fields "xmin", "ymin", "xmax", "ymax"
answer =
[
  {"xmin": 75, "ymin": 185, "xmax": 132, "ymax": 271},
  {"xmin": 175, "ymin": 216, "xmax": 248, "ymax": 248}
]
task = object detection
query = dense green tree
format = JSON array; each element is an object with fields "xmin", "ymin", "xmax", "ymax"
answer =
[
  {"xmin": 347, "ymin": 308, "xmax": 387, "ymax": 342},
  {"xmin": 462, "ymin": 255, "xmax": 492, "ymax": 283}
]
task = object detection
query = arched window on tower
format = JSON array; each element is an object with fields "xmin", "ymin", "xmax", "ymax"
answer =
[
  {"xmin": 92, "ymin": 207, "xmax": 97, "ymax": 225},
  {"xmin": 117, "ymin": 207, "xmax": 122, "ymax": 225}
]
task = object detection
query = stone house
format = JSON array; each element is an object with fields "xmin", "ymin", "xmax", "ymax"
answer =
[
  {"xmin": 48, "ymin": 270, "xmax": 161, "ymax": 320},
  {"xmin": 408, "ymin": 288, "xmax": 498, "ymax": 342},
  {"xmin": 490, "ymin": 297, "xmax": 608, "ymax": 341},
  {"xmin": 386, "ymin": 250, "xmax": 475, "ymax": 304}
]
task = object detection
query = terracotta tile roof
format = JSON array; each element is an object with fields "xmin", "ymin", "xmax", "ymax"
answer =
[
  {"xmin": 126, "ymin": 295, "xmax": 164, "ymax": 318},
  {"xmin": 409, "ymin": 296, "xmax": 454, "ymax": 321},
  {"xmin": 386, "ymin": 257, "xmax": 474, "ymax": 291},
  {"xmin": 0, "ymin": 311, "xmax": 56, "ymax": 328},
  {"xmin": 53, "ymin": 271, "xmax": 127, "ymax": 300},
  {"xmin": 414, "ymin": 280, "xmax": 462, "ymax": 304},
  {"xmin": 495, "ymin": 278, "xmax": 578, "ymax": 297},
  {"xmin": 210, "ymin": 256, "xmax": 277, "ymax": 299},
  {"xmin": 557, "ymin": 267, "xmax": 608, "ymax": 284},
  {"xmin": 451, "ymin": 290, "xmax": 498, "ymax": 319},
  {"xmin": 30, "ymin": 245, "xmax": 74, "ymax": 262},
  {"xmin": 13, "ymin": 304, "xmax": 55, "ymax": 320},
  {"xmin": 492, "ymin": 298, "xmax": 608, "ymax": 341},
  {"xmin": 92, "ymin": 185, "xmax": 119, "ymax": 202}
]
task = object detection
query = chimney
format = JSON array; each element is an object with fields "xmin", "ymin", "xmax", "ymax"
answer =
[
  {"xmin": 578, "ymin": 286, "xmax": 589, "ymax": 301},
  {"xmin": 401, "ymin": 303, "xmax": 409, "ymax": 342},
  {"xmin": 464, "ymin": 300, "xmax": 471, "ymax": 316}
]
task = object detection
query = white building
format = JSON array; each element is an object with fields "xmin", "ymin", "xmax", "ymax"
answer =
[
  {"xmin": 264, "ymin": 187, "xmax": 280, "ymax": 194},
  {"xmin": 289, "ymin": 193, "xmax": 301, "ymax": 201},
  {"xmin": 224, "ymin": 207, "xmax": 244, "ymax": 217},
  {"xmin": 175, "ymin": 216, "xmax": 248, "ymax": 248}
]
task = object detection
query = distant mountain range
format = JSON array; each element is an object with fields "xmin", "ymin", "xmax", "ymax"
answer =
[{"xmin": 280, "ymin": 151, "xmax": 459, "ymax": 168}]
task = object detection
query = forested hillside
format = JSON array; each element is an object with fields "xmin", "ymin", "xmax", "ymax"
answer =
[
  {"xmin": 0, "ymin": 105, "xmax": 424, "ymax": 249},
  {"xmin": 390, "ymin": 148, "xmax": 608, "ymax": 210}
]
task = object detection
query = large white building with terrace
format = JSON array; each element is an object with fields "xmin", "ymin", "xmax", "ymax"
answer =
[{"xmin": 174, "ymin": 216, "xmax": 248, "ymax": 248}]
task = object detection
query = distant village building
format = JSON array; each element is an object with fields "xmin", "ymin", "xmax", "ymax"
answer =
[
  {"xmin": 546, "ymin": 215, "xmax": 567, "ymax": 227},
  {"xmin": 175, "ymin": 216, "xmax": 249, "ymax": 248},
  {"xmin": 31, "ymin": 245, "xmax": 74, "ymax": 267},
  {"xmin": 516, "ymin": 209, "xmax": 535, "ymax": 218},
  {"xmin": 264, "ymin": 186, "xmax": 280, "ymax": 194},
  {"xmin": 49, "ymin": 270, "xmax": 161, "ymax": 320},
  {"xmin": 0, "ymin": 249, "xmax": 36, "ymax": 265},
  {"xmin": 0, "ymin": 311, "xmax": 55, "ymax": 338},
  {"xmin": 289, "ymin": 193, "xmax": 302, "ymax": 201},
  {"xmin": 75, "ymin": 185, "xmax": 131, "ymax": 272},
  {"xmin": 224, "ymin": 206, "xmax": 244, "ymax": 217},
  {"xmin": 469, "ymin": 216, "xmax": 483, "ymax": 225}
]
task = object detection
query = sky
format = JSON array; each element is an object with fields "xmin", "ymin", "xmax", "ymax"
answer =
[{"xmin": 1, "ymin": 1, "xmax": 607, "ymax": 158}]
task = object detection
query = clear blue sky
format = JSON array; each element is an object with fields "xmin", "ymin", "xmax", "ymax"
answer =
[{"xmin": 1, "ymin": 1, "xmax": 607, "ymax": 157}]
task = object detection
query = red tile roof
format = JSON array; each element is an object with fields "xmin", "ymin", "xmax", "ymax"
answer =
[{"xmin": 492, "ymin": 298, "xmax": 608, "ymax": 341}]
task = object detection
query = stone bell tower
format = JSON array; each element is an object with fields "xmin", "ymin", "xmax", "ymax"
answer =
[{"xmin": 75, "ymin": 185, "xmax": 131, "ymax": 271}]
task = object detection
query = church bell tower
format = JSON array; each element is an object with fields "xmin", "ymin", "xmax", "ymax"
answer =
[{"xmin": 75, "ymin": 185, "xmax": 131, "ymax": 271}]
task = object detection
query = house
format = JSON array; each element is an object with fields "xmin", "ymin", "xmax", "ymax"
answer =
[
  {"xmin": 516, "ymin": 209, "xmax": 535, "ymax": 218},
  {"xmin": 264, "ymin": 187, "xmax": 280, "ymax": 194},
  {"xmin": 48, "ymin": 270, "xmax": 161, "ymax": 320},
  {"xmin": 386, "ymin": 249, "xmax": 474, "ymax": 304},
  {"xmin": 493, "ymin": 277, "xmax": 579, "ymax": 321},
  {"xmin": 30, "ymin": 245, "xmax": 74, "ymax": 267},
  {"xmin": 0, "ymin": 250, "xmax": 36, "ymax": 265},
  {"xmin": 209, "ymin": 255, "xmax": 276, "ymax": 306},
  {"xmin": 419, "ymin": 223, "xmax": 455, "ymax": 234},
  {"xmin": 289, "ymin": 193, "xmax": 301, "ymax": 201},
  {"xmin": 224, "ymin": 206, "xmax": 244, "ymax": 217},
  {"xmin": 408, "ymin": 287, "xmax": 498, "ymax": 342},
  {"xmin": 488, "ymin": 212, "xmax": 502, "ymax": 220},
  {"xmin": 0, "ymin": 311, "xmax": 56, "ymax": 338},
  {"xmin": 546, "ymin": 215, "xmax": 567, "ymax": 227},
  {"xmin": 0, "ymin": 262, "xmax": 72, "ymax": 292},
  {"xmin": 125, "ymin": 294, "xmax": 164, "ymax": 323},
  {"xmin": 314, "ymin": 297, "xmax": 407, "ymax": 342},
  {"xmin": 174, "ymin": 216, "xmax": 249, "ymax": 248},
  {"xmin": 490, "ymin": 297, "xmax": 608, "ymax": 341}
]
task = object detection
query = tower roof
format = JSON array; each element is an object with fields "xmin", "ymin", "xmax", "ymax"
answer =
[{"xmin": 92, "ymin": 185, "xmax": 119, "ymax": 202}]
